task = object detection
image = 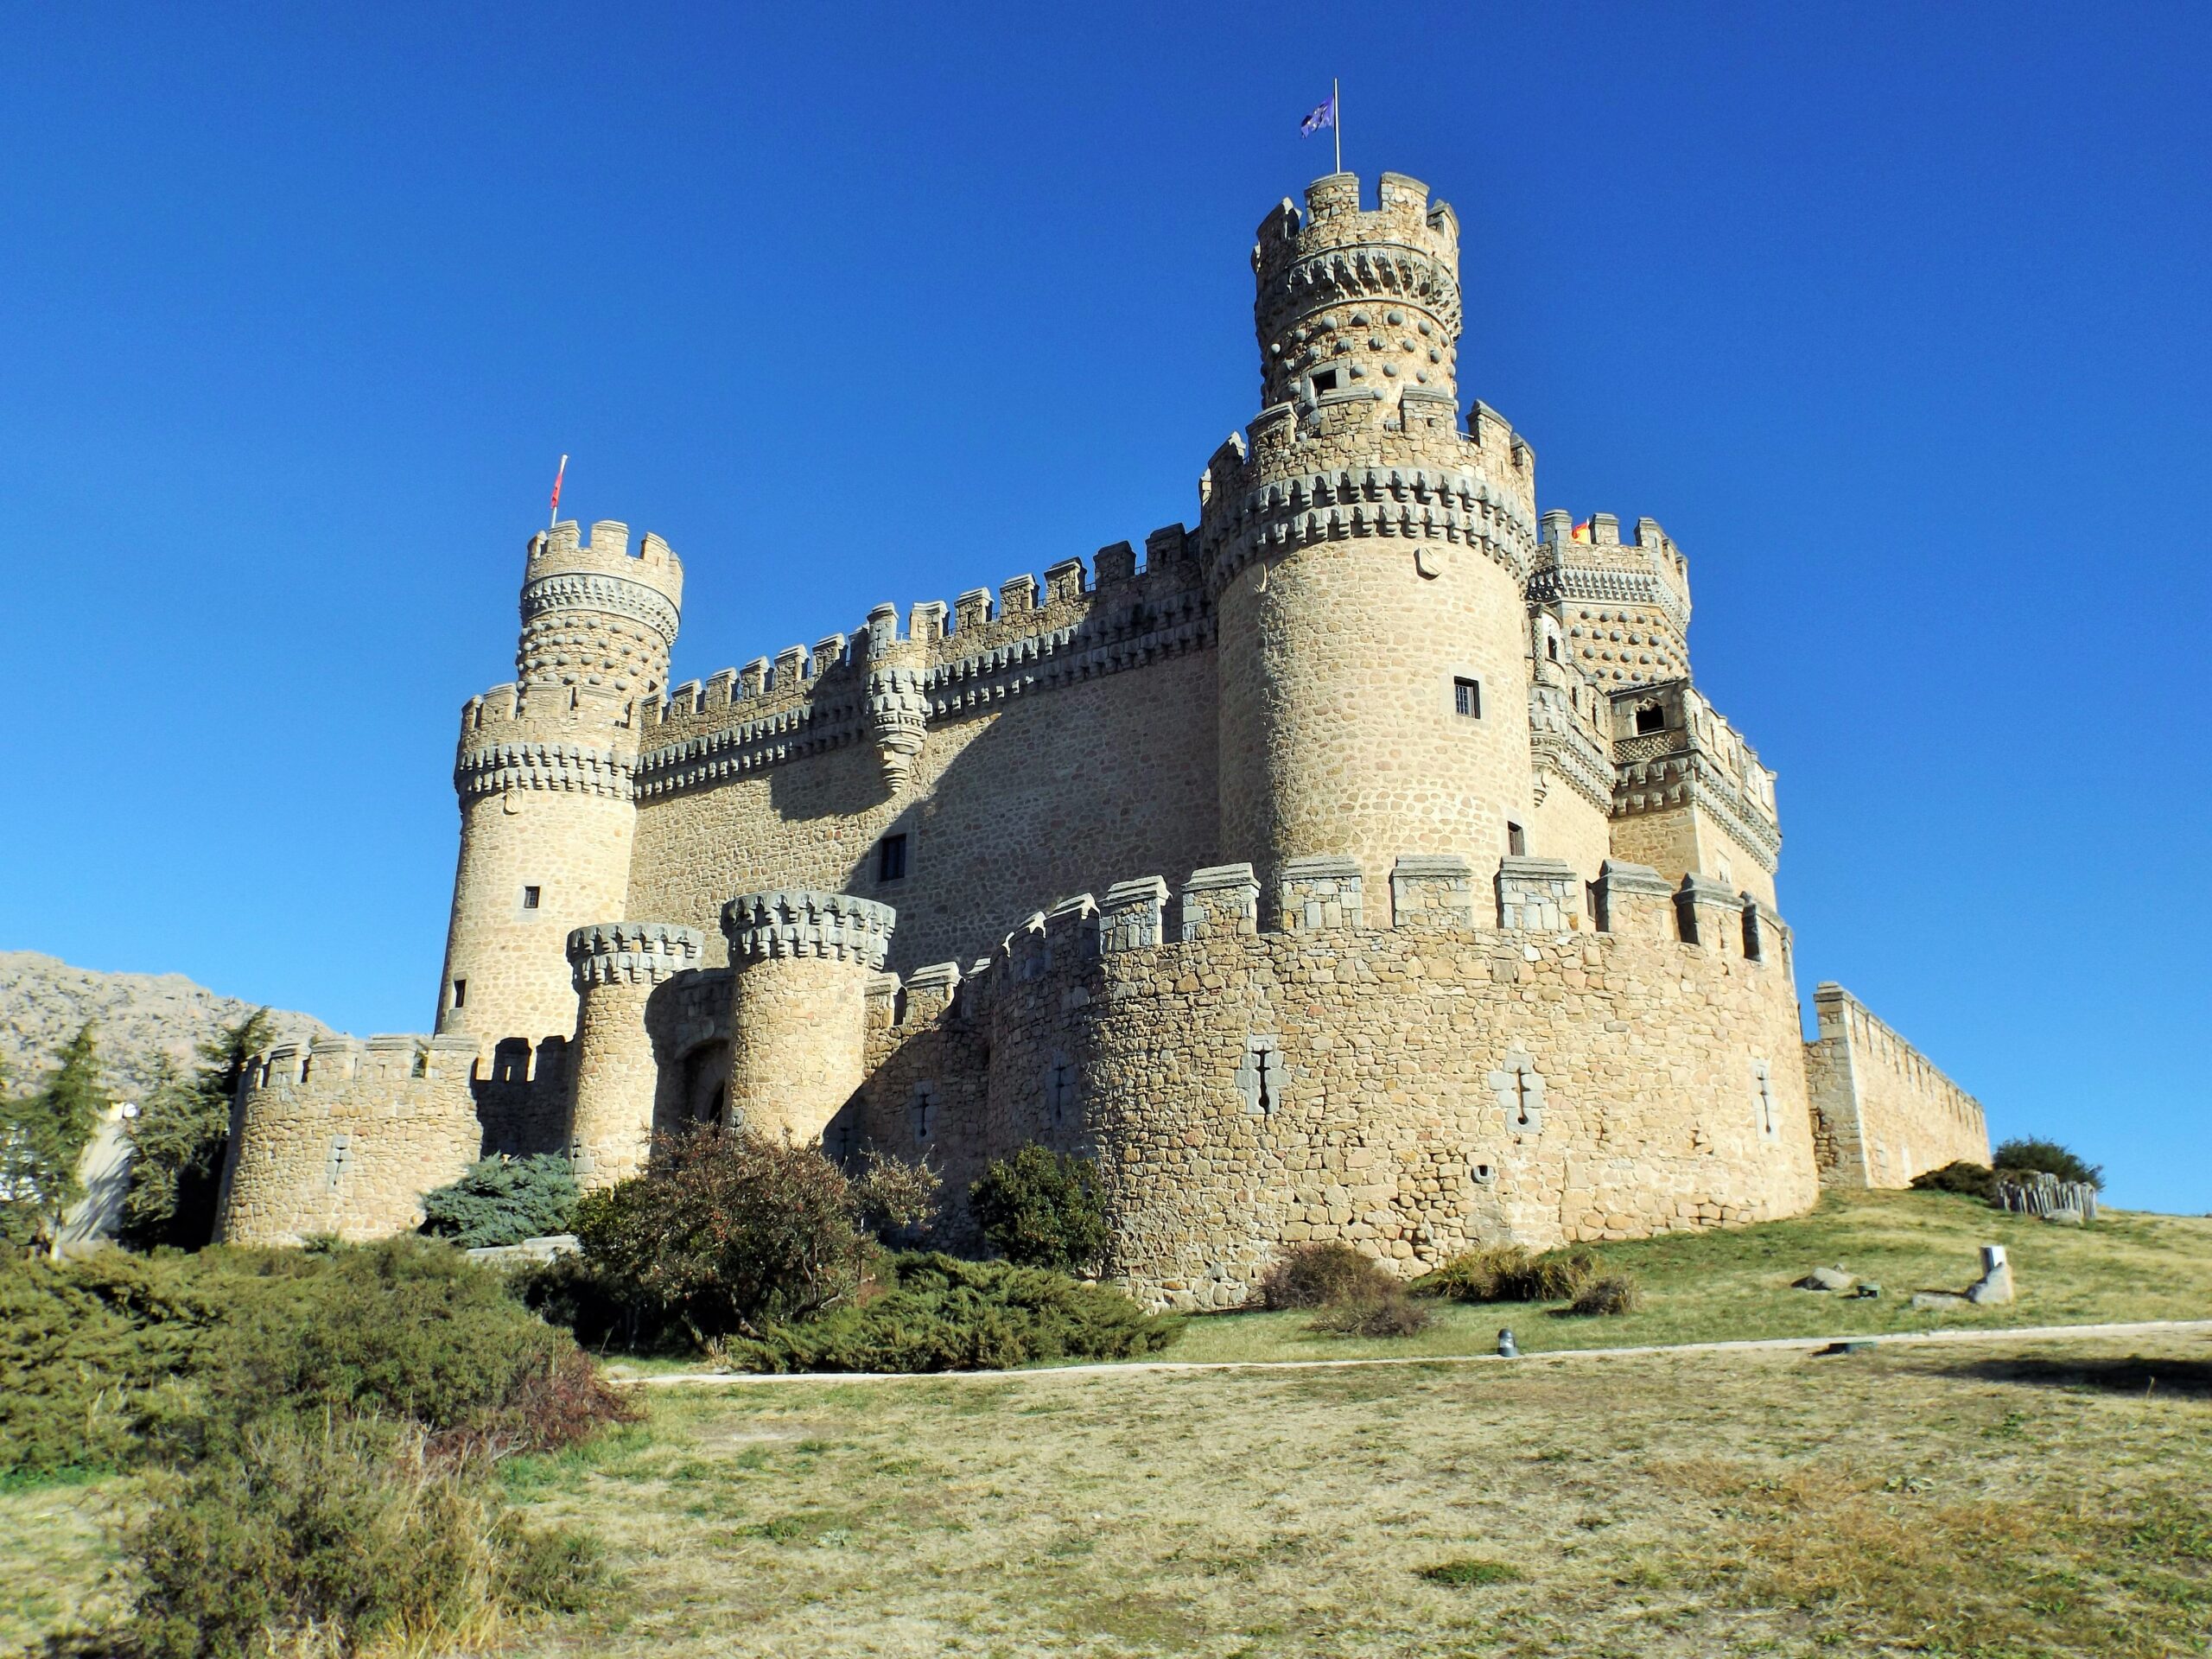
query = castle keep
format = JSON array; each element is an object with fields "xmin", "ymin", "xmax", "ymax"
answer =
[{"xmin": 215, "ymin": 171, "xmax": 1989, "ymax": 1304}]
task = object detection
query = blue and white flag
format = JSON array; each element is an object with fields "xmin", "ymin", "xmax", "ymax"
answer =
[{"xmin": 1300, "ymin": 92, "xmax": 1336, "ymax": 136}]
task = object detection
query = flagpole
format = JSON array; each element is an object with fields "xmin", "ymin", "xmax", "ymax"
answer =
[
  {"xmin": 548, "ymin": 454, "xmax": 568, "ymax": 530},
  {"xmin": 1333, "ymin": 78, "xmax": 1342, "ymax": 175}
]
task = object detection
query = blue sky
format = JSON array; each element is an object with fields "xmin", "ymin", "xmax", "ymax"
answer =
[{"xmin": 3, "ymin": 3, "xmax": 2205, "ymax": 1209}]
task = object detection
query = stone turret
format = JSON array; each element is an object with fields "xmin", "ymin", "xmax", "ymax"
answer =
[
  {"xmin": 566, "ymin": 921, "xmax": 704, "ymax": 1188},
  {"xmin": 720, "ymin": 890, "xmax": 895, "ymax": 1146},
  {"xmin": 1199, "ymin": 173, "xmax": 1541, "ymax": 890},
  {"xmin": 434, "ymin": 519, "xmax": 685, "ymax": 1055},
  {"xmin": 863, "ymin": 602, "xmax": 930, "ymax": 792}
]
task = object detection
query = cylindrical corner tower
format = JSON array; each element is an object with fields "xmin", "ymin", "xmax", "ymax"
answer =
[
  {"xmin": 720, "ymin": 890, "xmax": 895, "ymax": 1146},
  {"xmin": 566, "ymin": 921, "xmax": 703, "ymax": 1189},
  {"xmin": 435, "ymin": 518, "xmax": 684, "ymax": 1054},
  {"xmin": 1199, "ymin": 172, "xmax": 1541, "ymax": 897}
]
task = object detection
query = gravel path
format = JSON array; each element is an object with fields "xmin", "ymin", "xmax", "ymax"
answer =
[{"xmin": 620, "ymin": 1316, "xmax": 2212, "ymax": 1387}]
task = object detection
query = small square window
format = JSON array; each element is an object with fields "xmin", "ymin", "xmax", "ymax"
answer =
[
  {"xmin": 1453, "ymin": 677, "xmax": 1481, "ymax": 718},
  {"xmin": 451, "ymin": 978, "xmax": 467, "ymax": 1010},
  {"xmin": 877, "ymin": 833, "xmax": 909, "ymax": 883},
  {"xmin": 1312, "ymin": 368, "xmax": 1338, "ymax": 394},
  {"xmin": 521, "ymin": 886, "xmax": 541, "ymax": 910}
]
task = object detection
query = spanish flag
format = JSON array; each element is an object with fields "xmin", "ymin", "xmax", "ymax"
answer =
[{"xmin": 1570, "ymin": 519, "xmax": 1591, "ymax": 543}]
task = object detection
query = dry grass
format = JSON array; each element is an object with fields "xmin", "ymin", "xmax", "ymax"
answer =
[
  {"xmin": 464, "ymin": 1328, "xmax": 2212, "ymax": 1657},
  {"xmin": 0, "ymin": 1471, "xmax": 127, "ymax": 1645},
  {"xmin": 11, "ymin": 1332, "xmax": 2209, "ymax": 1656}
]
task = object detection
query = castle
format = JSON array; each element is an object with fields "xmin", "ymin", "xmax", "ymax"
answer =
[{"xmin": 214, "ymin": 170, "xmax": 1989, "ymax": 1306}]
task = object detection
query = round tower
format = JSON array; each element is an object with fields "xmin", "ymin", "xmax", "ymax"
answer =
[
  {"xmin": 1198, "ymin": 173, "xmax": 1542, "ymax": 903},
  {"xmin": 566, "ymin": 921, "xmax": 703, "ymax": 1189},
  {"xmin": 720, "ymin": 890, "xmax": 895, "ymax": 1146},
  {"xmin": 435, "ymin": 518, "xmax": 683, "ymax": 1054}
]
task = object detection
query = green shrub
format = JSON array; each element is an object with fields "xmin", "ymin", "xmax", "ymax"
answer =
[
  {"xmin": 0, "ymin": 1239, "xmax": 633, "ymax": 1479},
  {"xmin": 0, "ymin": 1249, "xmax": 229, "ymax": 1477},
  {"xmin": 1258, "ymin": 1241, "xmax": 1395, "ymax": 1311},
  {"xmin": 573, "ymin": 1127, "xmax": 880, "ymax": 1346},
  {"xmin": 421, "ymin": 1154, "xmax": 580, "ymax": 1249},
  {"xmin": 732, "ymin": 1253, "xmax": 1180, "ymax": 1373},
  {"xmin": 967, "ymin": 1145, "xmax": 1111, "ymax": 1273},
  {"xmin": 1910, "ymin": 1160, "xmax": 1999, "ymax": 1201},
  {"xmin": 1310, "ymin": 1288, "xmax": 1432, "ymax": 1338},
  {"xmin": 112, "ymin": 1416, "xmax": 604, "ymax": 1659},
  {"xmin": 1993, "ymin": 1138, "xmax": 2104, "ymax": 1191},
  {"xmin": 1562, "ymin": 1274, "xmax": 1638, "ymax": 1317},
  {"xmin": 1414, "ymin": 1243, "xmax": 1599, "ymax": 1303}
]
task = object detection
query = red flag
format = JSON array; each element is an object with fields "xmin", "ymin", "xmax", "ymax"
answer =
[{"xmin": 549, "ymin": 454, "xmax": 569, "ymax": 519}]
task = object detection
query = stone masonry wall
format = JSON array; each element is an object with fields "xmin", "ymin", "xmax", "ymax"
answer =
[
  {"xmin": 218, "ymin": 1033, "xmax": 482, "ymax": 1246},
  {"xmin": 858, "ymin": 860, "xmax": 1818, "ymax": 1310},
  {"xmin": 1805, "ymin": 982, "xmax": 1988, "ymax": 1188},
  {"xmin": 624, "ymin": 543, "xmax": 1219, "ymax": 977}
]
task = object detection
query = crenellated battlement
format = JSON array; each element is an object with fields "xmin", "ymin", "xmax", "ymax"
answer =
[
  {"xmin": 566, "ymin": 921, "xmax": 704, "ymax": 988},
  {"xmin": 217, "ymin": 1031, "xmax": 484, "ymax": 1246},
  {"xmin": 1199, "ymin": 460, "xmax": 1538, "ymax": 594},
  {"xmin": 722, "ymin": 889, "xmax": 895, "ymax": 968},
  {"xmin": 631, "ymin": 530, "xmax": 1211, "ymax": 797}
]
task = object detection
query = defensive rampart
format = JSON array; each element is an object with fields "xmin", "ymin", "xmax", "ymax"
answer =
[
  {"xmin": 216, "ymin": 1033, "xmax": 483, "ymax": 1245},
  {"xmin": 856, "ymin": 854, "xmax": 1818, "ymax": 1308},
  {"xmin": 1804, "ymin": 982, "xmax": 1988, "ymax": 1187}
]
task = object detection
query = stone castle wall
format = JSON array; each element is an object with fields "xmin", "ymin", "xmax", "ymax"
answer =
[
  {"xmin": 622, "ymin": 533, "xmax": 1220, "ymax": 976},
  {"xmin": 853, "ymin": 855, "xmax": 1817, "ymax": 1309},
  {"xmin": 216, "ymin": 1033, "xmax": 482, "ymax": 1245},
  {"xmin": 1805, "ymin": 982, "xmax": 1989, "ymax": 1187}
]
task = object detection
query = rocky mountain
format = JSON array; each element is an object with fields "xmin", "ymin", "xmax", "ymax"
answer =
[{"xmin": 0, "ymin": 950, "xmax": 328, "ymax": 1102}]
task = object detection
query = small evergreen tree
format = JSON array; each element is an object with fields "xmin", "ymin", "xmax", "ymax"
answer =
[
  {"xmin": 121, "ymin": 1009, "xmax": 274, "ymax": 1251},
  {"xmin": 1993, "ymin": 1137, "xmax": 2104, "ymax": 1191},
  {"xmin": 967, "ymin": 1146, "xmax": 1112, "ymax": 1274},
  {"xmin": 421, "ymin": 1154, "xmax": 580, "ymax": 1249},
  {"xmin": 0, "ymin": 1023, "xmax": 107, "ymax": 1252}
]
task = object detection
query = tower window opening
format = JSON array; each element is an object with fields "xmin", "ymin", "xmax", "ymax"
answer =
[
  {"xmin": 1453, "ymin": 677, "xmax": 1481, "ymax": 718},
  {"xmin": 521, "ymin": 885, "xmax": 541, "ymax": 910},
  {"xmin": 1311, "ymin": 368, "xmax": 1338, "ymax": 394},
  {"xmin": 451, "ymin": 978, "xmax": 467, "ymax": 1010},
  {"xmin": 1634, "ymin": 703, "xmax": 1665, "ymax": 735},
  {"xmin": 1507, "ymin": 822, "xmax": 1527, "ymax": 857},
  {"xmin": 877, "ymin": 833, "xmax": 909, "ymax": 882},
  {"xmin": 1547, "ymin": 636, "xmax": 1559, "ymax": 661}
]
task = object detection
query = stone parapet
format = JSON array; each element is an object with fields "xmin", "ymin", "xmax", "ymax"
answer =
[
  {"xmin": 565, "ymin": 921, "xmax": 705, "ymax": 988},
  {"xmin": 1390, "ymin": 855, "xmax": 1475, "ymax": 928},
  {"xmin": 1675, "ymin": 873, "xmax": 1741, "ymax": 949},
  {"xmin": 1179, "ymin": 864, "xmax": 1260, "ymax": 940},
  {"xmin": 721, "ymin": 890, "xmax": 895, "ymax": 969},
  {"xmin": 1595, "ymin": 860, "xmax": 1675, "ymax": 940},
  {"xmin": 1100, "ymin": 877, "xmax": 1170, "ymax": 953},
  {"xmin": 1496, "ymin": 855, "xmax": 1580, "ymax": 931},
  {"xmin": 1277, "ymin": 855, "xmax": 1364, "ymax": 933}
]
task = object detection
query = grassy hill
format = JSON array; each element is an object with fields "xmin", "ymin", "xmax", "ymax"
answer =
[
  {"xmin": 6, "ymin": 1191, "xmax": 2208, "ymax": 1657},
  {"xmin": 1158, "ymin": 1189, "xmax": 2212, "ymax": 1365}
]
